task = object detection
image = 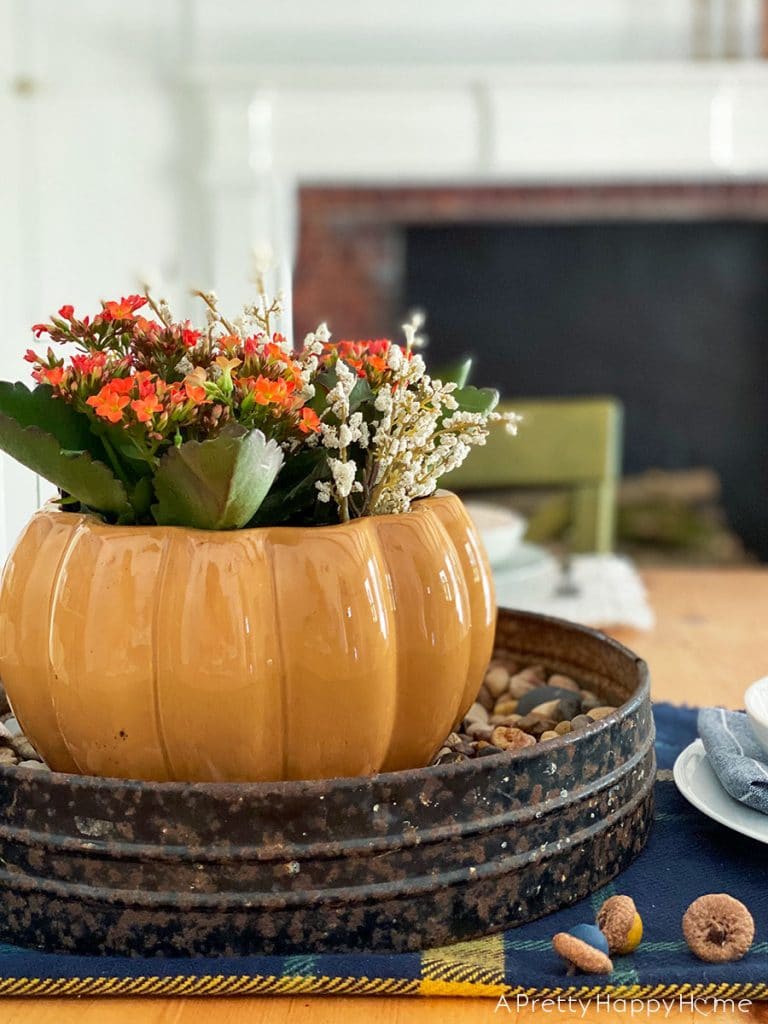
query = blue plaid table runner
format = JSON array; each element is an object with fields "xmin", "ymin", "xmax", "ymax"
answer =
[{"xmin": 0, "ymin": 703, "xmax": 765, "ymax": 999}]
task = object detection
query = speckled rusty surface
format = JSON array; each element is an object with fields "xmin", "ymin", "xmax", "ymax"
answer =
[{"xmin": 0, "ymin": 609, "xmax": 654, "ymax": 957}]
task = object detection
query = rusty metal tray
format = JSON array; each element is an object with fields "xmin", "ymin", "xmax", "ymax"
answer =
[{"xmin": 0, "ymin": 608, "xmax": 654, "ymax": 956}]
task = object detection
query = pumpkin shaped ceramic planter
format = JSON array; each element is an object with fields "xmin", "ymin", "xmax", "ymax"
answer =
[{"xmin": 0, "ymin": 491, "xmax": 495, "ymax": 783}]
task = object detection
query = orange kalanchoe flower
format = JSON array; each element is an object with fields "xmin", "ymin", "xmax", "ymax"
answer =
[
  {"xmin": 130, "ymin": 394, "xmax": 163, "ymax": 423},
  {"xmin": 134, "ymin": 316, "xmax": 161, "ymax": 335},
  {"xmin": 101, "ymin": 295, "xmax": 147, "ymax": 321},
  {"xmin": 184, "ymin": 383, "xmax": 206, "ymax": 405},
  {"xmin": 33, "ymin": 366, "xmax": 65, "ymax": 387},
  {"xmin": 107, "ymin": 377, "xmax": 135, "ymax": 396},
  {"xmin": 183, "ymin": 368, "xmax": 208, "ymax": 405},
  {"xmin": 250, "ymin": 376, "xmax": 294, "ymax": 407},
  {"xmin": 327, "ymin": 339, "xmax": 392, "ymax": 377},
  {"xmin": 86, "ymin": 384, "xmax": 131, "ymax": 424},
  {"xmin": 298, "ymin": 407, "xmax": 321, "ymax": 434}
]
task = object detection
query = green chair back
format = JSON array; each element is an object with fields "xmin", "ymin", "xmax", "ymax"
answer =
[{"xmin": 444, "ymin": 397, "xmax": 623, "ymax": 553}]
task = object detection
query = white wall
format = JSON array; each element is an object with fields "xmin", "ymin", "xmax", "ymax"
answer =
[{"xmin": 1, "ymin": 0, "xmax": 767, "ymax": 553}]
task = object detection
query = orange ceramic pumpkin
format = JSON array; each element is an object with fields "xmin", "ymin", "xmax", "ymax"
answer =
[{"xmin": 0, "ymin": 491, "xmax": 495, "ymax": 782}]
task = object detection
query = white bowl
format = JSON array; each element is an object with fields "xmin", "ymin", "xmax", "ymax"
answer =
[
  {"xmin": 463, "ymin": 501, "xmax": 527, "ymax": 568},
  {"xmin": 744, "ymin": 676, "xmax": 768, "ymax": 756}
]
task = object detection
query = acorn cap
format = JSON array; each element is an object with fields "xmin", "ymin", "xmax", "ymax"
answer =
[
  {"xmin": 596, "ymin": 894, "xmax": 639, "ymax": 954},
  {"xmin": 682, "ymin": 894, "xmax": 754, "ymax": 964},
  {"xmin": 552, "ymin": 932, "xmax": 613, "ymax": 974}
]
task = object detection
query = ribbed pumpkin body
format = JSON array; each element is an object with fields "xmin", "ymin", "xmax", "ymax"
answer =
[{"xmin": 0, "ymin": 491, "xmax": 495, "ymax": 782}]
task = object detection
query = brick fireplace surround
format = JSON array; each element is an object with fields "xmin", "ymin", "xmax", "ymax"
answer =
[{"xmin": 293, "ymin": 183, "xmax": 768, "ymax": 340}]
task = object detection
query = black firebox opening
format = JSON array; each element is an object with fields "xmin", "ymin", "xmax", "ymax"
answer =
[{"xmin": 405, "ymin": 220, "xmax": 768, "ymax": 560}]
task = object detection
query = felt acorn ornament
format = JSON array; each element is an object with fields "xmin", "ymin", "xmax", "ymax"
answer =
[
  {"xmin": 682, "ymin": 894, "xmax": 754, "ymax": 963},
  {"xmin": 552, "ymin": 924, "xmax": 613, "ymax": 974},
  {"xmin": 596, "ymin": 894, "xmax": 643, "ymax": 954}
]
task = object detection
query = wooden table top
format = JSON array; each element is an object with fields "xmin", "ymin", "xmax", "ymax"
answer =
[{"xmin": 4, "ymin": 568, "xmax": 768, "ymax": 1024}]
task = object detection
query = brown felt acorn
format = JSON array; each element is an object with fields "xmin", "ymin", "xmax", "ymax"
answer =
[
  {"xmin": 682, "ymin": 894, "xmax": 754, "ymax": 963},
  {"xmin": 552, "ymin": 924, "xmax": 613, "ymax": 974},
  {"xmin": 596, "ymin": 894, "xmax": 643, "ymax": 954}
]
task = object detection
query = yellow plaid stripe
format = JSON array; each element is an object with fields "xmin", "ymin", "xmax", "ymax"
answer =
[{"xmin": 0, "ymin": 975, "xmax": 765, "ymax": 999}]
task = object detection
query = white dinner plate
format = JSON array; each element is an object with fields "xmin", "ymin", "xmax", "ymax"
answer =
[
  {"xmin": 464, "ymin": 501, "xmax": 527, "ymax": 568},
  {"xmin": 492, "ymin": 542, "xmax": 561, "ymax": 605},
  {"xmin": 673, "ymin": 739, "xmax": 768, "ymax": 845}
]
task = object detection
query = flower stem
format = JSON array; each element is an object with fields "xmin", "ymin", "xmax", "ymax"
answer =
[{"xmin": 100, "ymin": 435, "xmax": 131, "ymax": 488}]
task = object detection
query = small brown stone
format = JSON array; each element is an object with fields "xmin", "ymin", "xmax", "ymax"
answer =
[
  {"xmin": 11, "ymin": 737, "xmax": 39, "ymax": 761},
  {"xmin": 493, "ymin": 699, "xmax": 518, "ymax": 717},
  {"xmin": 490, "ymin": 726, "xmax": 536, "ymax": 751},
  {"xmin": 488, "ymin": 656, "xmax": 511, "ymax": 670},
  {"xmin": 587, "ymin": 707, "xmax": 617, "ymax": 721},
  {"xmin": 476, "ymin": 684, "xmax": 494, "ymax": 711},
  {"xmin": 508, "ymin": 674, "xmax": 537, "ymax": 698},
  {"xmin": 465, "ymin": 701, "xmax": 489, "ymax": 724},
  {"xmin": 466, "ymin": 722, "xmax": 494, "ymax": 741},
  {"xmin": 570, "ymin": 714, "xmax": 593, "ymax": 731},
  {"xmin": 436, "ymin": 752, "xmax": 468, "ymax": 765},
  {"xmin": 539, "ymin": 730, "xmax": 560, "ymax": 742},
  {"xmin": 579, "ymin": 690, "xmax": 602, "ymax": 710},
  {"xmin": 517, "ymin": 716, "xmax": 557, "ymax": 738},
  {"xmin": 490, "ymin": 713, "xmax": 523, "ymax": 727},
  {"xmin": 555, "ymin": 720, "xmax": 573, "ymax": 735},
  {"xmin": 490, "ymin": 653, "xmax": 518, "ymax": 674},
  {"xmin": 682, "ymin": 894, "xmax": 754, "ymax": 963},
  {"xmin": 528, "ymin": 698, "xmax": 561, "ymax": 720},
  {"xmin": 548, "ymin": 673, "xmax": 580, "ymax": 693},
  {"xmin": 485, "ymin": 666, "xmax": 510, "ymax": 698},
  {"xmin": 524, "ymin": 665, "xmax": 548, "ymax": 682}
]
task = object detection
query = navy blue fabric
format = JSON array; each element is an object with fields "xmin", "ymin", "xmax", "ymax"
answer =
[{"xmin": 0, "ymin": 703, "xmax": 765, "ymax": 992}]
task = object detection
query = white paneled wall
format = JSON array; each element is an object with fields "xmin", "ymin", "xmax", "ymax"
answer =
[{"xmin": 1, "ymin": 0, "xmax": 768, "ymax": 554}]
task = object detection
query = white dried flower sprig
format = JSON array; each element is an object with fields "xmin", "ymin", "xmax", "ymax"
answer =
[
  {"xmin": 312, "ymin": 347, "xmax": 367, "ymax": 520},
  {"xmin": 308, "ymin": 313, "xmax": 519, "ymax": 521}
]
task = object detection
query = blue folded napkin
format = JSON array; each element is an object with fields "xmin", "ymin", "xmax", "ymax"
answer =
[{"xmin": 698, "ymin": 706, "xmax": 768, "ymax": 814}]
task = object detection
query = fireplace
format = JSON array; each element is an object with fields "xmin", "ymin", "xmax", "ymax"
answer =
[{"xmin": 294, "ymin": 185, "xmax": 768, "ymax": 558}]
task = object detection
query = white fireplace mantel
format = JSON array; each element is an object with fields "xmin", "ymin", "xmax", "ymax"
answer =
[
  {"xmin": 190, "ymin": 62, "xmax": 768, "ymax": 186},
  {"xmin": 188, "ymin": 60, "xmax": 768, "ymax": 314}
]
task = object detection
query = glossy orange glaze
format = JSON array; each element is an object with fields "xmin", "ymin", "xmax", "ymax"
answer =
[{"xmin": 0, "ymin": 492, "xmax": 495, "ymax": 782}]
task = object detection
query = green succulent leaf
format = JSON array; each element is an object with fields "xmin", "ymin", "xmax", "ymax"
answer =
[
  {"xmin": 0, "ymin": 382, "xmax": 104, "ymax": 458},
  {"xmin": 152, "ymin": 426, "xmax": 284, "ymax": 530},
  {"xmin": 249, "ymin": 447, "xmax": 329, "ymax": 526},
  {"xmin": 452, "ymin": 385, "xmax": 500, "ymax": 416},
  {"xmin": 0, "ymin": 412, "xmax": 130, "ymax": 517},
  {"xmin": 432, "ymin": 357, "xmax": 474, "ymax": 388}
]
